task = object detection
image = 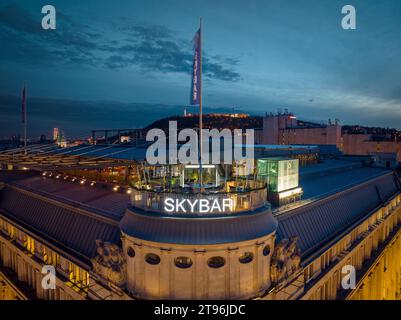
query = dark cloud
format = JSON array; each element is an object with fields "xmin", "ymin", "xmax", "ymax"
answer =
[
  {"xmin": 108, "ymin": 23, "xmax": 241, "ymax": 81},
  {"xmin": 0, "ymin": 3, "xmax": 42, "ymax": 34},
  {"xmin": 122, "ymin": 24, "xmax": 172, "ymax": 40},
  {"xmin": 0, "ymin": 4, "xmax": 101, "ymax": 66},
  {"xmin": 212, "ymin": 55, "xmax": 240, "ymax": 66},
  {"xmin": 0, "ymin": 4, "xmax": 241, "ymax": 82}
]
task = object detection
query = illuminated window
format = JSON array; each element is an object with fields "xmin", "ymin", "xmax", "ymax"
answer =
[
  {"xmin": 43, "ymin": 246, "xmax": 48, "ymax": 263},
  {"xmin": 43, "ymin": 248, "xmax": 60, "ymax": 267},
  {"xmin": 174, "ymin": 256, "xmax": 193, "ymax": 269},
  {"xmin": 82, "ymin": 271, "xmax": 90, "ymax": 289},
  {"xmin": 68, "ymin": 262, "xmax": 89, "ymax": 290},
  {"xmin": 257, "ymin": 158, "xmax": 299, "ymax": 192},
  {"xmin": 207, "ymin": 256, "xmax": 225, "ymax": 269},
  {"xmin": 24, "ymin": 236, "xmax": 35, "ymax": 255},
  {"xmin": 7, "ymin": 224, "xmax": 15, "ymax": 239},
  {"xmin": 68, "ymin": 262, "xmax": 76, "ymax": 283}
]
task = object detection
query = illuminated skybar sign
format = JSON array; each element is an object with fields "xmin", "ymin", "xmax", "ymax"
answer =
[{"xmin": 164, "ymin": 198, "xmax": 233, "ymax": 214}]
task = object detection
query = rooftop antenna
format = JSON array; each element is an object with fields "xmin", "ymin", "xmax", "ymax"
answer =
[
  {"xmin": 199, "ymin": 18, "xmax": 204, "ymax": 191},
  {"xmin": 189, "ymin": 18, "xmax": 203, "ymax": 191}
]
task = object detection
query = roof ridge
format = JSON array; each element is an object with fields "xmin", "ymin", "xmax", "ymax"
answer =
[{"xmin": 6, "ymin": 182, "xmax": 120, "ymax": 227}]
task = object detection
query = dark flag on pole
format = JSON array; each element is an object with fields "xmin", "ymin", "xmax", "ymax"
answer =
[
  {"xmin": 21, "ymin": 85, "xmax": 26, "ymax": 124},
  {"xmin": 190, "ymin": 28, "xmax": 201, "ymax": 105}
]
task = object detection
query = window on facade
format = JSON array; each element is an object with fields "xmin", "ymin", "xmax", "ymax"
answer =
[
  {"xmin": 239, "ymin": 252, "xmax": 254, "ymax": 264},
  {"xmin": 43, "ymin": 248, "xmax": 60, "ymax": 267},
  {"xmin": 6, "ymin": 224, "xmax": 15, "ymax": 239},
  {"xmin": 263, "ymin": 245, "xmax": 271, "ymax": 256},
  {"xmin": 328, "ymin": 249, "xmax": 333, "ymax": 263},
  {"xmin": 322, "ymin": 252, "xmax": 329, "ymax": 269},
  {"xmin": 24, "ymin": 236, "xmax": 35, "ymax": 255},
  {"xmin": 68, "ymin": 262, "xmax": 89, "ymax": 290},
  {"xmin": 207, "ymin": 256, "xmax": 226, "ymax": 268},
  {"xmin": 69, "ymin": 262, "xmax": 77, "ymax": 283},
  {"xmin": 304, "ymin": 267, "xmax": 310, "ymax": 283},
  {"xmin": 145, "ymin": 253, "xmax": 161, "ymax": 265},
  {"xmin": 127, "ymin": 247, "xmax": 135, "ymax": 258},
  {"xmin": 82, "ymin": 271, "xmax": 90, "ymax": 290},
  {"xmin": 174, "ymin": 256, "xmax": 193, "ymax": 269}
]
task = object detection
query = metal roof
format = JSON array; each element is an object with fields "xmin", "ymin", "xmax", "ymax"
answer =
[
  {"xmin": 276, "ymin": 171, "xmax": 401, "ymax": 257},
  {"xmin": 299, "ymin": 165, "xmax": 392, "ymax": 200},
  {"xmin": 299, "ymin": 159, "xmax": 362, "ymax": 181},
  {"xmin": 51, "ymin": 144, "xmax": 147, "ymax": 161},
  {"xmin": 0, "ymin": 144, "xmax": 146, "ymax": 171},
  {"xmin": 120, "ymin": 206, "xmax": 278, "ymax": 245},
  {"xmin": 0, "ymin": 186, "xmax": 121, "ymax": 262},
  {"xmin": 10, "ymin": 176, "xmax": 130, "ymax": 221}
]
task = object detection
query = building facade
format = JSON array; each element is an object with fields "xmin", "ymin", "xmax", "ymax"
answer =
[
  {"xmin": 0, "ymin": 157, "xmax": 401, "ymax": 300},
  {"xmin": 262, "ymin": 113, "xmax": 401, "ymax": 162}
]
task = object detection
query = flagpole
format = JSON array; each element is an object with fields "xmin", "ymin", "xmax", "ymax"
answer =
[
  {"xmin": 199, "ymin": 18, "xmax": 204, "ymax": 192},
  {"xmin": 24, "ymin": 90, "xmax": 27, "ymax": 150},
  {"xmin": 22, "ymin": 84, "xmax": 27, "ymax": 154}
]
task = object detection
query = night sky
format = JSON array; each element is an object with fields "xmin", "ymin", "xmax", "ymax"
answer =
[{"xmin": 1, "ymin": 0, "xmax": 401, "ymax": 138}]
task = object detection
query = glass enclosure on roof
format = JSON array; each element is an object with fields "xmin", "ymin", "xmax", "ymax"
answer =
[{"xmin": 257, "ymin": 158, "xmax": 299, "ymax": 192}]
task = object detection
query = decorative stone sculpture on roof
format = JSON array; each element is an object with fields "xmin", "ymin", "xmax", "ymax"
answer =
[
  {"xmin": 92, "ymin": 240, "xmax": 126, "ymax": 287},
  {"xmin": 270, "ymin": 237, "xmax": 301, "ymax": 285}
]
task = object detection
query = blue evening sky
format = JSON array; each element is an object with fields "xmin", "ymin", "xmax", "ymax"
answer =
[{"xmin": 0, "ymin": 0, "xmax": 401, "ymax": 129}]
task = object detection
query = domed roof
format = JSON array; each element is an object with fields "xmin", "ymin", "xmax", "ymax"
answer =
[{"xmin": 120, "ymin": 205, "xmax": 278, "ymax": 245}]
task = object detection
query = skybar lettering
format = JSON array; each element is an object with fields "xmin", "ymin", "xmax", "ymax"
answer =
[{"xmin": 164, "ymin": 198, "xmax": 233, "ymax": 214}]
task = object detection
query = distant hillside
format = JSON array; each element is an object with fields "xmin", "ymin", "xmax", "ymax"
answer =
[
  {"xmin": 145, "ymin": 114, "xmax": 263, "ymax": 132},
  {"xmin": 0, "ymin": 94, "xmax": 253, "ymax": 139}
]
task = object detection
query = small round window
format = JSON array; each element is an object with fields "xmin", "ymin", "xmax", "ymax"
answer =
[
  {"xmin": 239, "ymin": 252, "xmax": 254, "ymax": 264},
  {"xmin": 145, "ymin": 253, "xmax": 160, "ymax": 265},
  {"xmin": 127, "ymin": 247, "xmax": 135, "ymax": 258},
  {"xmin": 207, "ymin": 256, "xmax": 226, "ymax": 268},
  {"xmin": 263, "ymin": 245, "xmax": 271, "ymax": 256},
  {"xmin": 174, "ymin": 256, "xmax": 193, "ymax": 269}
]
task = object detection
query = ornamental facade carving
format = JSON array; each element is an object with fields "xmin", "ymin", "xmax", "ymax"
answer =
[
  {"xmin": 270, "ymin": 237, "xmax": 301, "ymax": 285},
  {"xmin": 92, "ymin": 240, "xmax": 127, "ymax": 287}
]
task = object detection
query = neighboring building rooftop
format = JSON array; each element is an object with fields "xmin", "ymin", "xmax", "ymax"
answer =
[
  {"xmin": 9, "ymin": 175, "xmax": 130, "ymax": 221},
  {"xmin": 0, "ymin": 184, "xmax": 121, "ymax": 266},
  {"xmin": 51, "ymin": 144, "xmax": 148, "ymax": 161},
  {"xmin": 300, "ymin": 165, "xmax": 391, "ymax": 200},
  {"xmin": 275, "ymin": 168, "xmax": 401, "ymax": 260}
]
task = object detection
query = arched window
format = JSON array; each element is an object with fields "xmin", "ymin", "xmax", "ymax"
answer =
[
  {"xmin": 174, "ymin": 256, "xmax": 193, "ymax": 269},
  {"xmin": 145, "ymin": 253, "xmax": 160, "ymax": 265},
  {"xmin": 239, "ymin": 252, "xmax": 254, "ymax": 264},
  {"xmin": 127, "ymin": 247, "xmax": 135, "ymax": 258},
  {"xmin": 207, "ymin": 256, "xmax": 226, "ymax": 268}
]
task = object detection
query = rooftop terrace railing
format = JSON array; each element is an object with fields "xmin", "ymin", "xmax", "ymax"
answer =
[{"xmin": 130, "ymin": 184, "xmax": 269, "ymax": 216}]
